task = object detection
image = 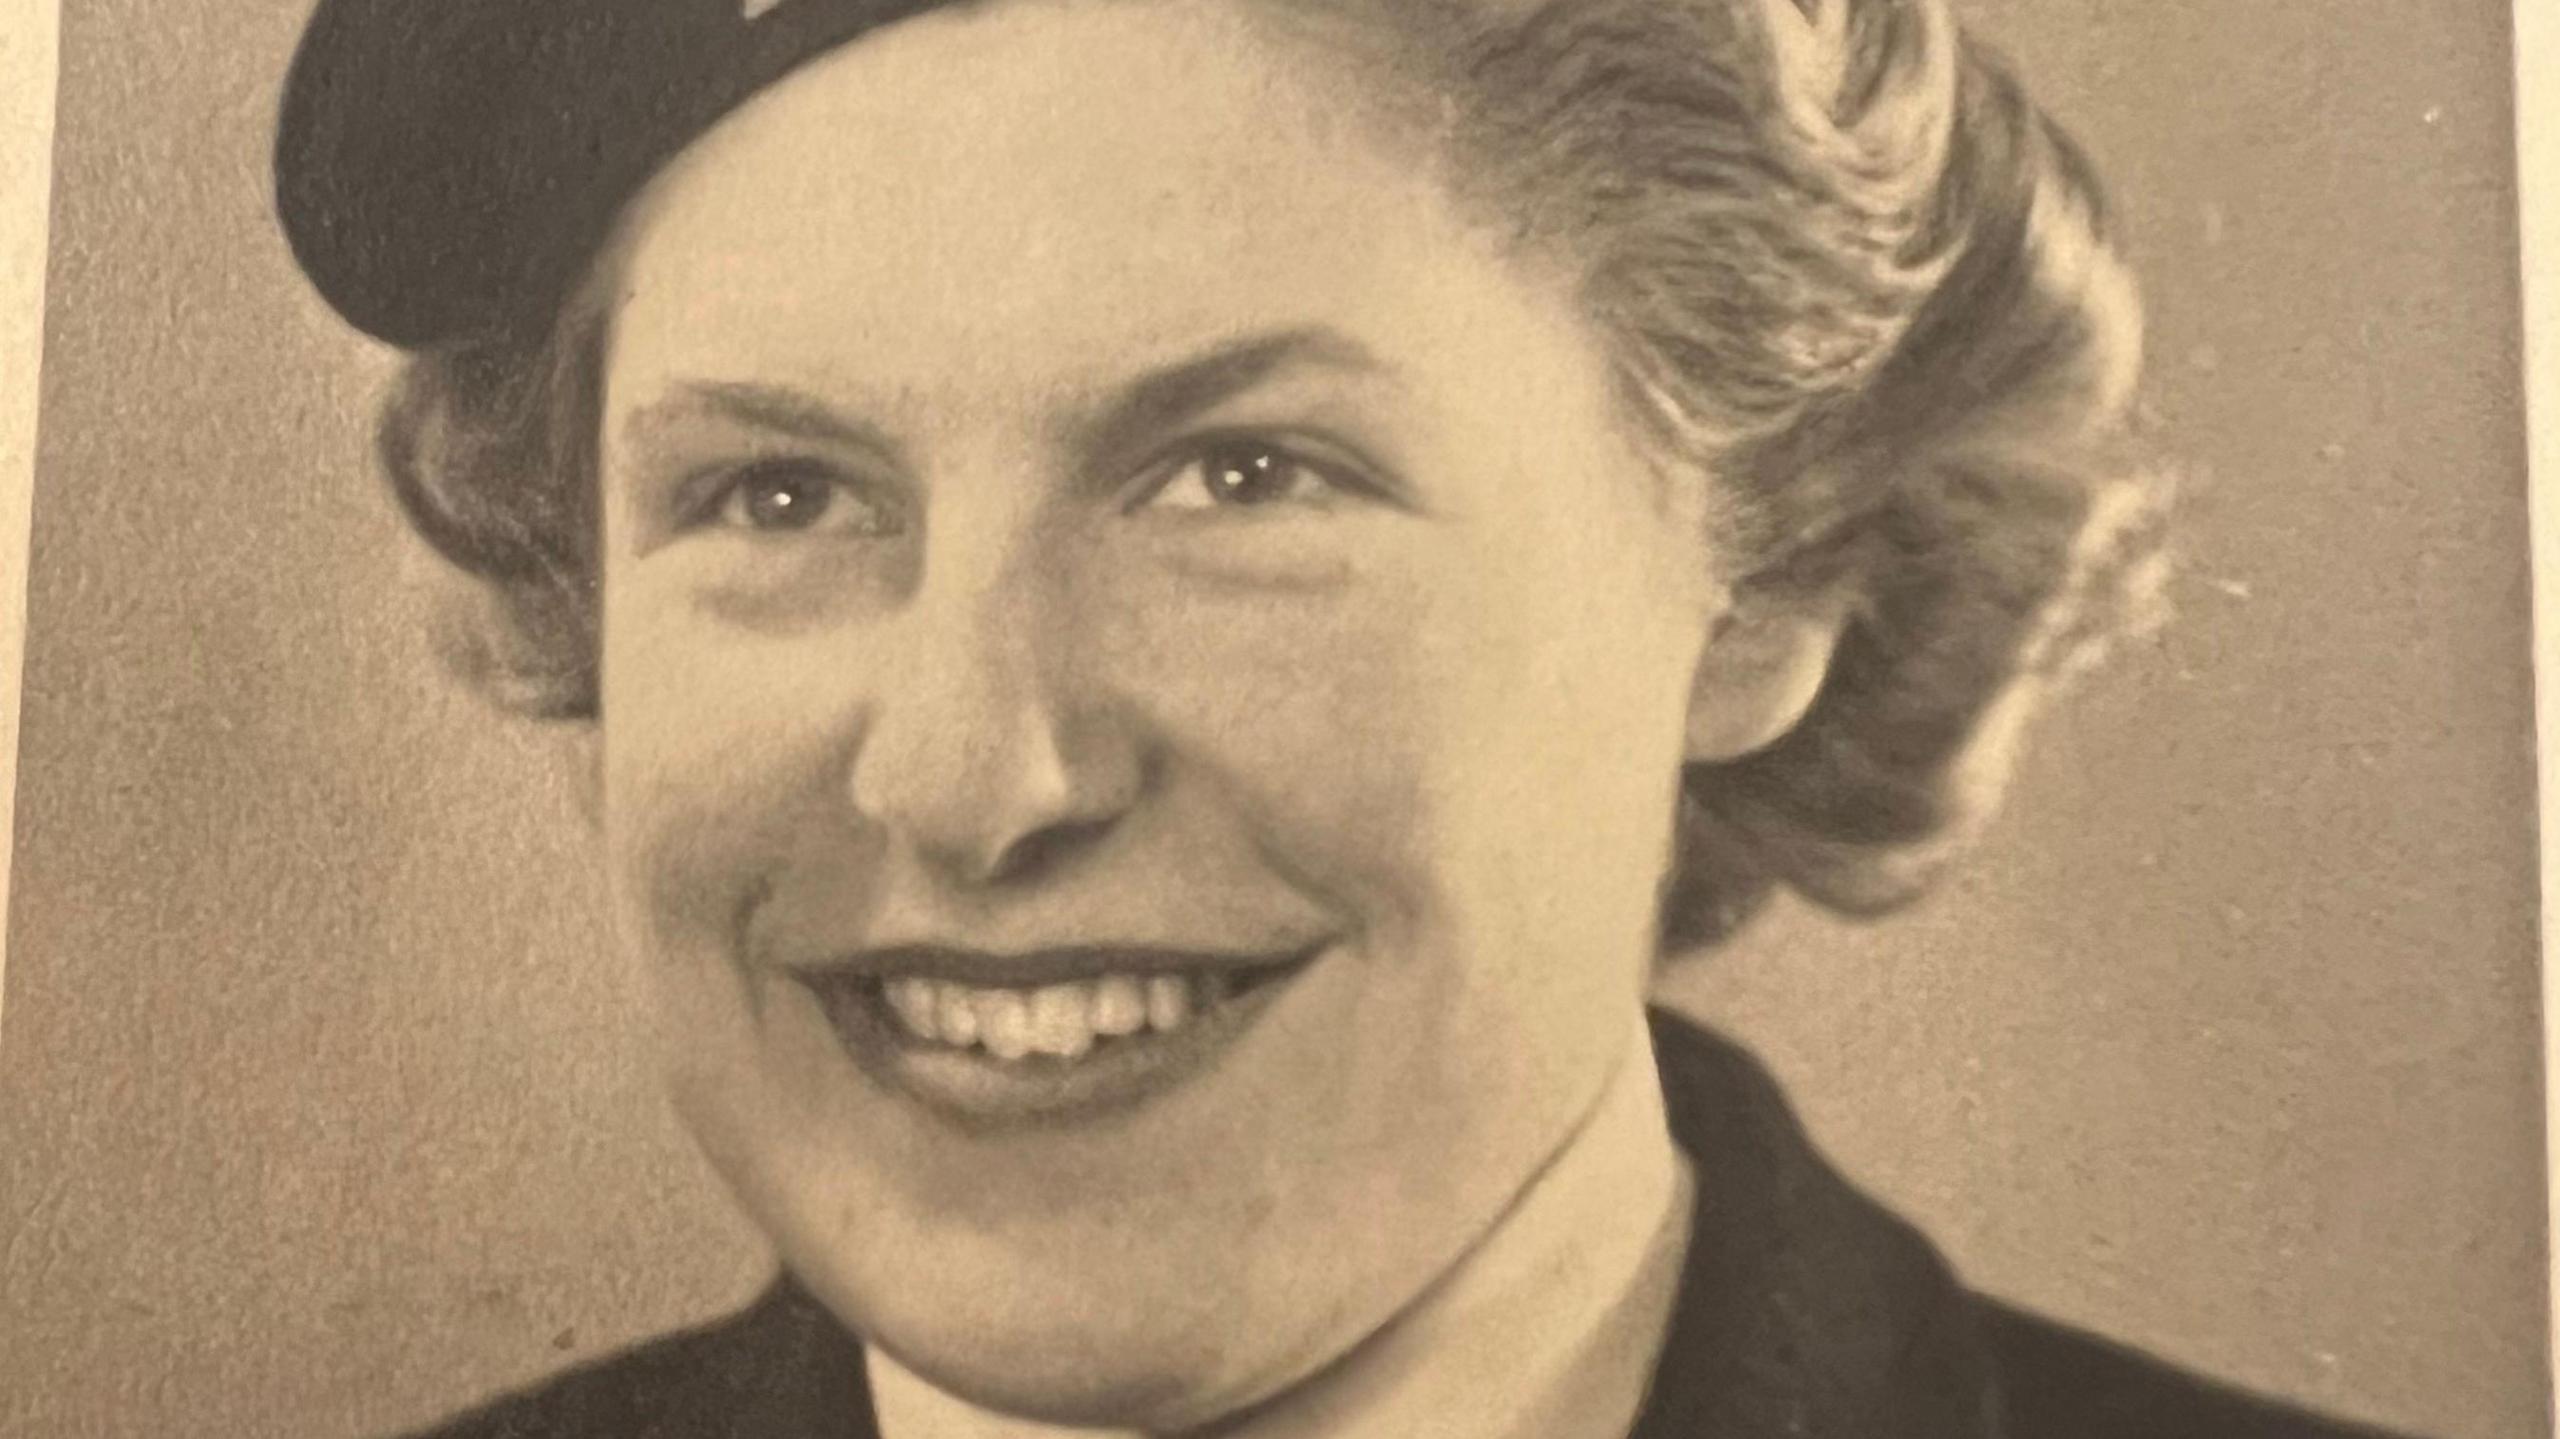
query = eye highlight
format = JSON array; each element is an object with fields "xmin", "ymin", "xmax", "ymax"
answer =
[
  {"xmin": 1133, "ymin": 437, "xmax": 1370, "ymax": 515},
  {"xmin": 694, "ymin": 458, "xmax": 898, "ymax": 537}
]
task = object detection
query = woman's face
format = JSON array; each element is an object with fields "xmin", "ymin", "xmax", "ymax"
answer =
[{"xmin": 594, "ymin": 0, "xmax": 1724, "ymax": 1425}]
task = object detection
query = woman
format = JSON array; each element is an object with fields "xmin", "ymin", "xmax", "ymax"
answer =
[{"xmin": 272, "ymin": 0, "xmax": 2418, "ymax": 1435}]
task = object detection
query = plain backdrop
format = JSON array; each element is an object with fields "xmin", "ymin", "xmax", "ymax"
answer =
[{"xmin": 0, "ymin": 1, "xmax": 2545, "ymax": 1435}]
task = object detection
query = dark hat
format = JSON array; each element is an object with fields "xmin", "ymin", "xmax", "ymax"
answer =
[{"xmin": 274, "ymin": 0, "xmax": 953, "ymax": 351}]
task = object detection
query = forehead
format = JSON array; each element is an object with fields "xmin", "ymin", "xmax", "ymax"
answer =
[{"xmin": 596, "ymin": 0, "xmax": 1554, "ymax": 404}]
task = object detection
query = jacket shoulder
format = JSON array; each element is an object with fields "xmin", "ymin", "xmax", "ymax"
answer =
[
  {"xmin": 1977, "ymin": 1301, "xmax": 2427, "ymax": 1439},
  {"xmin": 394, "ymin": 1282, "xmax": 869, "ymax": 1439}
]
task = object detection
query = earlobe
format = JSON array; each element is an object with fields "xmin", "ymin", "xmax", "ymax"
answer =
[{"xmin": 1683, "ymin": 589, "xmax": 1854, "ymax": 763}]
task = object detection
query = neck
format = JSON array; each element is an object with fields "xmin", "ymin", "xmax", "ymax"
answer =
[{"xmin": 866, "ymin": 1015, "xmax": 1695, "ymax": 1439}]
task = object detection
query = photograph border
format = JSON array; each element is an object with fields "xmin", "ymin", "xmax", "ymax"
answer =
[
  {"xmin": 0, "ymin": 0, "xmax": 61, "ymax": 1030},
  {"xmin": 0, "ymin": 0, "xmax": 2553, "ymax": 1428},
  {"xmin": 2513, "ymin": 0, "xmax": 2560, "ymax": 1424}
]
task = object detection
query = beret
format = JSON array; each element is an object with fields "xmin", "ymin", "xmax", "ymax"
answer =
[{"xmin": 275, "ymin": 0, "xmax": 953, "ymax": 351}]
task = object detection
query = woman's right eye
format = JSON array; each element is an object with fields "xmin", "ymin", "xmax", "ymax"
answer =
[{"xmin": 696, "ymin": 459, "xmax": 894, "ymax": 537}]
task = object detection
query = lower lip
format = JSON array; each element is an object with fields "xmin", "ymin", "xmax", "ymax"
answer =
[{"xmin": 799, "ymin": 957, "xmax": 1317, "ymax": 1128}]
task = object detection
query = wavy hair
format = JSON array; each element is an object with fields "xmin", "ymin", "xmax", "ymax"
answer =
[{"xmin": 375, "ymin": 0, "xmax": 2169, "ymax": 950}]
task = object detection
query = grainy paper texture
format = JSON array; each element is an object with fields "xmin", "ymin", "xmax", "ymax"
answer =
[{"xmin": 0, "ymin": 2, "xmax": 2550, "ymax": 1437}]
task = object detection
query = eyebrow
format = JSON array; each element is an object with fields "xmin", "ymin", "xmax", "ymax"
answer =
[
  {"xmin": 620, "ymin": 326, "xmax": 1389, "ymax": 468},
  {"xmin": 621, "ymin": 379, "xmax": 905, "ymax": 463},
  {"xmin": 1073, "ymin": 326, "xmax": 1393, "ymax": 462}
]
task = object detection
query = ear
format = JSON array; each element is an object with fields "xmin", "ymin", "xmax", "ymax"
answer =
[{"xmin": 1684, "ymin": 584, "xmax": 1855, "ymax": 763}]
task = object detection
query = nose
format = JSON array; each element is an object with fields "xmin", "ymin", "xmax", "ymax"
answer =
[{"xmin": 847, "ymin": 545, "xmax": 1140, "ymax": 888}]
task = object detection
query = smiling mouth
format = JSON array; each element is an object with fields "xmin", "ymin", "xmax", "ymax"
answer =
[
  {"xmin": 793, "ymin": 946, "xmax": 1322, "ymax": 1124},
  {"xmin": 876, "ymin": 969, "xmax": 1255, "ymax": 1060}
]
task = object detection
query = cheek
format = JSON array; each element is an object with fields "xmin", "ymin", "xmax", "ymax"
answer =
[
  {"xmin": 1394, "ymin": 525, "xmax": 1701, "ymax": 1002},
  {"xmin": 1090, "ymin": 546, "xmax": 1454, "ymax": 926},
  {"xmin": 595, "ymin": 579, "xmax": 852, "ymax": 969},
  {"xmin": 595, "ymin": 601, "xmax": 880, "ymax": 1175},
  {"xmin": 1095, "ymin": 519, "xmax": 1695, "ymax": 959}
]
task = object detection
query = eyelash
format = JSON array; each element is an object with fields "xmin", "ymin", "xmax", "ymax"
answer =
[
  {"xmin": 677, "ymin": 432, "xmax": 1389, "ymax": 536},
  {"xmin": 1124, "ymin": 433, "xmax": 1385, "ymax": 515},
  {"xmin": 682, "ymin": 457, "xmax": 894, "ymax": 537}
]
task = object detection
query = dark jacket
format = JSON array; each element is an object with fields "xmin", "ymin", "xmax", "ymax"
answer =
[{"xmin": 408, "ymin": 1012, "xmax": 2425, "ymax": 1439}]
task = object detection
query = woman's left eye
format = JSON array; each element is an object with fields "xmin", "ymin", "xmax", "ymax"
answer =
[{"xmin": 1137, "ymin": 439, "xmax": 1350, "ymax": 514}]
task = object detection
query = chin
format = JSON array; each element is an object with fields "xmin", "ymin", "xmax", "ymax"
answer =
[
  {"xmin": 829, "ymin": 1263, "xmax": 1298, "ymax": 1431},
  {"xmin": 901, "ymin": 1343, "xmax": 1200, "ymax": 1430}
]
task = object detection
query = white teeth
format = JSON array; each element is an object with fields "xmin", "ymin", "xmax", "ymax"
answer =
[
  {"xmin": 980, "ymin": 990, "xmax": 1034, "ymax": 1061},
  {"xmin": 1091, "ymin": 976, "xmax": 1148, "ymax": 1036},
  {"xmin": 886, "ymin": 978, "xmax": 939, "ymax": 1041},
  {"xmin": 876, "ymin": 971, "xmax": 1234, "ymax": 1059},
  {"xmin": 1027, "ymin": 984, "xmax": 1096, "ymax": 1058},
  {"xmin": 1145, "ymin": 975, "xmax": 1191, "ymax": 1032},
  {"xmin": 935, "ymin": 985, "xmax": 980, "ymax": 1046}
]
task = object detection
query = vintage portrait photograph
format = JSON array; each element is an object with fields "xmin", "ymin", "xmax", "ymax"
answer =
[{"xmin": 0, "ymin": 0, "xmax": 2548, "ymax": 1436}]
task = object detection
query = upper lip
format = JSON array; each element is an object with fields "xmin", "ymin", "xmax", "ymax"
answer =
[{"xmin": 789, "ymin": 941, "xmax": 1328, "ymax": 989}]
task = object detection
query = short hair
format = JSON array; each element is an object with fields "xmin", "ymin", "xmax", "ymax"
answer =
[{"xmin": 374, "ymin": 0, "xmax": 2169, "ymax": 951}]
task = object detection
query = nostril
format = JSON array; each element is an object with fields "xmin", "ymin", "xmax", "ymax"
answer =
[
  {"xmin": 846, "ymin": 674, "xmax": 1145, "ymax": 889},
  {"xmin": 980, "ymin": 813, "xmax": 1120, "ymax": 887}
]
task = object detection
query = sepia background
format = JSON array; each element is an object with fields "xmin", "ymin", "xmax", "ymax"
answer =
[{"xmin": 0, "ymin": 0, "xmax": 2545, "ymax": 1435}]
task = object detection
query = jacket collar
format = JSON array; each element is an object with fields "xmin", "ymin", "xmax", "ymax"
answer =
[{"xmin": 1634, "ymin": 1008, "xmax": 1999, "ymax": 1439}]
